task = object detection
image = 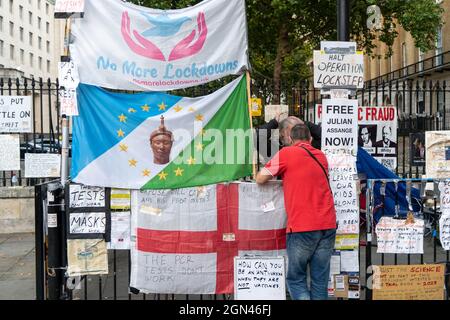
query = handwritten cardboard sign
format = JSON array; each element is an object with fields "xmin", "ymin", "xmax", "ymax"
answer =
[
  {"xmin": 59, "ymin": 89, "xmax": 79, "ymax": 116},
  {"xmin": 69, "ymin": 212, "xmax": 106, "ymax": 234},
  {"xmin": 58, "ymin": 61, "xmax": 80, "ymax": 89},
  {"xmin": 375, "ymin": 217, "xmax": 424, "ymax": 254},
  {"xmin": 234, "ymin": 256, "xmax": 286, "ymax": 300},
  {"xmin": 0, "ymin": 96, "xmax": 32, "ymax": 133},
  {"xmin": 69, "ymin": 184, "xmax": 105, "ymax": 208},
  {"xmin": 0, "ymin": 134, "xmax": 20, "ymax": 171},
  {"xmin": 373, "ymin": 264, "xmax": 445, "ymax": 300},
  {"xmin": 313, "ymin": 50, "xmax": 364, "ymax": 89}
]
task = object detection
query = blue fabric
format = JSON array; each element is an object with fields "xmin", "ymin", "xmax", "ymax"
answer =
[
  {"xmin": 286, "ymin": 229, "xmax": 336, "ymax": 300},
  {"xmin": 356, "ymin": 147, "xmax": 421, "ymax": 222},
  {"xmin": 71, "ymin": 84, "xmax": 182, "ymax": 178}
]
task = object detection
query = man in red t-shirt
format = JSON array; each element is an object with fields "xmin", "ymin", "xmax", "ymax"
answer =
[{"xmin": 256, "ymin": 123, "xmax": 336, "ymax": 300}]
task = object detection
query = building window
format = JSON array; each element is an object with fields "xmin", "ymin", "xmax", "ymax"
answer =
[
  {"xmin": 435, "ymin": 27, "xmax": 443, "ymax": 66},
  {"xmin": 47, "ymin": 60, "xmax": 50, "ymax": 73},
  {"xmin": 29, "ymin": 12, "xmax": 32, "ymax": 25},
  {"xmin": 38, "ymin": 17, "xmax": 41, "ymax": 30},
  {"xmin": 29, "ymin": 32, "xmax": 33, "ymax": 46},
  {"xmin": 38, "ymin": 37, "xmax": 42, "ymax": 50},
  {"xmin": 19, "ymin": 5, "xmax": 23, "ymax": 19},
  {"xmin": 46, "ymin": 41, "xmax": 50, "ymax": 53},
  {"xmin": 46, "ymin": 3, "xmax": 49, "ymax": 14},
  {"xmin": 402, "ymin": 42, "xmax": 407, "ymax": 76},
  {"xmin": 38, "ymin": 0, "xmax": 41, "ymax": 9},
  {"xmin": 418, "ymin": 48, "xmax": 425, "ymax": 72},
  {"xmin": 0, "ymin": 40, "xmax": 3, "ymax": 57},
  {"xmin": 29, "ymin": 53, "xmax": 33, "ymax": 67},
  {"xmin": 19, "ymin": 27, "xmax": 23, "ymax": 41},
  {"xmin": 9, "ymin": 0, "xmax": 12, "ymax": 14},
  {"xmin": 20, "ymin": 49, "xmax": 24, "ymax": 64},
  {"xmin": 10, "ymin": 44, "xmax": 14, "ymax": 60},
  {"xmin": 9, "ymin": 21, "xmax": 13, "ymax": 36},
  {"xmin": 39, "ymin": 57, "xmax": 42, "ymax": 70},
  {"xmin": 46, "ymin": 22, "xmax": 50, "ymax": 33},
  {"xmin": 0, "ymin": 16, "xmax": 2, "ymax": 31}
]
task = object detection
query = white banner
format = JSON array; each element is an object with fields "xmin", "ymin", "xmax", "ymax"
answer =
[
  {"xmin": 0, "ymin": 96, "xmax": 32, "ymax": 133},
  {"xmin": 70, "ymin": 0, "xmax": 249, "ymax": 91}
]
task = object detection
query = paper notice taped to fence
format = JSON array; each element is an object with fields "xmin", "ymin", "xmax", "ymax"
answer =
[
  {"xmin": 67, "ymin": 239, "xmax": 108, "ymax": 276},
  {"xmin": 375, "ymin": 217, "xmax": 424, "ymax": 254}
]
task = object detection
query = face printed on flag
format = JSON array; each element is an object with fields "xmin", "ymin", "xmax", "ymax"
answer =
[{"xmin": 71, "ymin": 75, "xmax": 253, "ymax": 190}]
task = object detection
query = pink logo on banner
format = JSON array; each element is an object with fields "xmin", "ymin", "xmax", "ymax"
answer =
[{"xmin": 121, "ymin": 11, "xmax": 208, "ymax": 62}]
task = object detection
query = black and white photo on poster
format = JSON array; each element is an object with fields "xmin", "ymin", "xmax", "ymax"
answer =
[{"xmin": 410, "ymin": 132, "xmax": 425, "ymax": 166}]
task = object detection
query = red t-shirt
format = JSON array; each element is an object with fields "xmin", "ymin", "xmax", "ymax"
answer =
[{"xmin": 264, "ymin": 142, "xmax": 336, "ymax": 233}]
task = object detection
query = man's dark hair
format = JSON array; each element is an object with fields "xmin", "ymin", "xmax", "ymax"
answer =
[{"xmin": 290, "ymin": 123, "xmax": 311, "ymax": 141}]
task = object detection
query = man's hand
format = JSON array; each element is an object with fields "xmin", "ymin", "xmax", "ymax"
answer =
[{"xmin": 256, "ymin": 168, "xmax": 273, "ymax": 184}]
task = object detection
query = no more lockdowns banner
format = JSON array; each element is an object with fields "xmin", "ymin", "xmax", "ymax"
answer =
[{"xmin": 70, "ymin": 0, "xmax": 249, "ymax": 91}]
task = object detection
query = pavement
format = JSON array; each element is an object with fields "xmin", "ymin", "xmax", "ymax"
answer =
[{"xmin": 0, "ymin": 233, "xmax": 35, "ymax": 300}]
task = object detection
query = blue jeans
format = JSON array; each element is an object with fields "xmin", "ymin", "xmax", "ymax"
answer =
[{"xmin": 286, "ymin": 229, "xmax": 336, "ymax": 300}]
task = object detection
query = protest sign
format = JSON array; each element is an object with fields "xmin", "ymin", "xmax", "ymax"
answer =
[
  {"xmin": 334, "ymin": 234, "xmax": 359, "ymax": 250},
  {"xmin": 69, "ymin": 212, "xmax": 106, "ymax": 234},
  {"xmin": 373, "ymin": 264, "xmax": 445, "ymax": 300},
  {"xmin": 67, "ymin": 239, "xmax": 108, "ymax": 276},
  {"xmin": 59, "ymin": 89, "xmax": 79, "ymax": 116},
  {"xmin": 439, "ymin": 213, "xmax": 450, "ymax": 251},
  {"xmin": 66, "ymin": 184, "xmax": 111, "ymax": 241},
  {"xmin": 68, "ymin": 184, "xmax": 106, "ymax": 208},
  {"xmin": 234, "ymin": 256, "xmax": 286, "ymax": 300},
  {"xmin": 375, "ymin": 216, "xmax": 424, "ymax": 254},
  {"xmin": 410, "ymin": 132, "xmax": 425, "ymax": 166},
  {"xmin": 321, "ymin": 99, "xmax": 358, "ymax": 155},
  {"xmin": 111, "ymin": 189, "xmax": 131, "ymax": 210},
  {"xmin": 0, "ymin": 96, "xmax": 32, "ymax": 133},
  {"xmin": 0, "ymin": 134, "xmax": 20, "ymax": 171},
  {"xmin": 54, "ymin": 0, "xmax": 85, "ymax": 18},
  {"xmin": 24, "ymin": 153, "xmax": 61, "ymax": 178},
  {"xmin": 426, "ymin": 131, "xmax": 450, "ymax": 178},
  {"xmin": 264, "ymin": 105, "xmax": 288, "ymax": 123},
  {"xmin": 313, "ymin": 50, "xmax": 364, "ymax": 89},
  {"xmin": 58, "ymin": 61, "xmax": 80, "ymax": 89},
  {"xmin": 108, "ymin": 211, "xmax": 131, "ymax": 250},
  {"xmin": 251, "ymin": 98, "xmax": 262, "ymax": 117},
  {"xmin": 316, "ymin": 104, "xmax": 398, "ymax": 171}
]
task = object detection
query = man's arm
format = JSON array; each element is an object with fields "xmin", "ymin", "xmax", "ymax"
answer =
[{"xmin": 256, "ymin": 168, "xmax": 273, "ymax": 184}]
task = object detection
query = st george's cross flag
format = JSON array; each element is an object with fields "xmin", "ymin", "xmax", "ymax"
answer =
[
  {"xmin": 71, "ymin": 75, "xmax": 253, "ymax": 190},
  {"xmin": 129, "ymin": 182, "xmax": 287, "ymax": 294}
]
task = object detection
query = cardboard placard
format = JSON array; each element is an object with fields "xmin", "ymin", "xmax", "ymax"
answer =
[{"xmin": 373, "ymin": 264, "xmax": 445, "ymax": 300}]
